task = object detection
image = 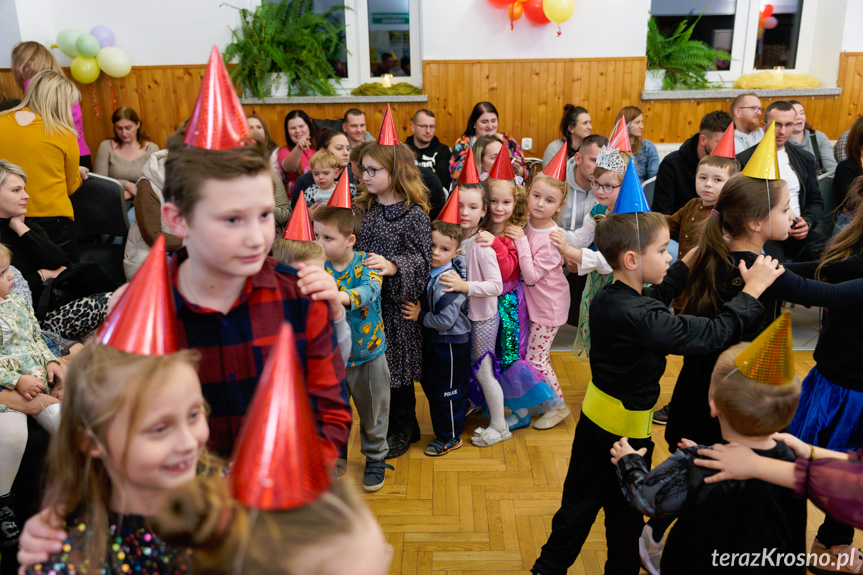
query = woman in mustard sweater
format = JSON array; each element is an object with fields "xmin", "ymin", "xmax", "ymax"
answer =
[{"xmin": 0, "ymin": 71, "xmax": 89, "ymax": 261}]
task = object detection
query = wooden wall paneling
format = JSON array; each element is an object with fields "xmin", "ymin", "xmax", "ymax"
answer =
[{"xmin": 1, "ymin": 53, "xmax": 860, "ymax": 165}]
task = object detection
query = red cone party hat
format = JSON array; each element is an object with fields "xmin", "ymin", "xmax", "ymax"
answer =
[
  {"xmin": 376, "ymin": 103, "xmax": 400, "ymax": 145},
  {"xmin": 608, "ymin": 115, "xmax": 632, "ymax": 152},
  {"xmin": 487, "ymin": 143, "xmax": 515, "ymax": 180},
  {"xmin": 94, "ymin": 235, "xmax": 178, "ymax": 355},
  {"xmin": 230, "ymin": 323, "xmax": 331, "ymax": 510},
  {"xmin": 437, "ymin": 186, "xmax": 461, "ymax": 225},
  {"xmin": 543, "ymin": 143, "xmax": 568, "ymax": 180},
  {"xmin": 184, "ymin": 46, "xmax": 250, "ymax": 150},
  {"xmin": 457, "ymin": 146, "xmax": 480, "ymax": 185},
  {"xmin": 282, "ymin": 191, "xmax": 314, "ymax": 241},
  {"xmin": 326, "ymin": 168, "xmax": 353, "ymax": 209},
  {"xmin": 712, "ymin": 123, "xmax": 736, "ymax": 159}
]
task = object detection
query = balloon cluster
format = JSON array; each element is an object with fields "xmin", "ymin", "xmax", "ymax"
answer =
[
  {"xmin": 488, "ymin": 0, "xmax": 575, "ymax": 34},
  {"xmin": 758, "ymin": 3, "xmax": 778, "ymax": 31},
  {"xmin": 56, "ymin": 26, "xmax": 132, "ymax": 84}
]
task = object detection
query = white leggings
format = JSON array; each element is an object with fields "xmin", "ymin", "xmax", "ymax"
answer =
[{"xmin": 0, "ymin": 412, "xmax": 27, "ymax": 495}]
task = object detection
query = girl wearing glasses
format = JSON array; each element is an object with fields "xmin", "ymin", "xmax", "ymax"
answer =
[
  {"xmin": 551, "ymin": 146, "xmax": 630, "ymax": 359},
  {"xmin": 353, "ymin": 143, "xmax": 433, "ymax": 459},
  {"xmin": 94, "ymin": 107, "xmax": 159, "ymax": 200}
]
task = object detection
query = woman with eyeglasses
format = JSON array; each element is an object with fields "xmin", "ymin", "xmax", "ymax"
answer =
[
  {"xmin": 94, "ymin": 107, "xmax": 159, "ymax": 200},
  {"xmin": 543, "ymin": 104, "xmax": 592, "ymax": 168}
]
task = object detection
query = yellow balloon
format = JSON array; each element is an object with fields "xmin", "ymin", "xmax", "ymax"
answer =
[
  {"xmin": 71, "ymin": 56, "xmax": 100, "ymax": 84},
  {"xmin": 542, "ymin": 0, "xmax": 574, "ymax": 24}
]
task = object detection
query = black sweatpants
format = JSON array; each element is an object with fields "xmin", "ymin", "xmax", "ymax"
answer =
[
  {"xmin": 532, "ymin": 416, "xmax": 654, "ymax": 575},
  {"xmin": 420, "ymin": 338, "xmax": 470, "ymax": 441}
]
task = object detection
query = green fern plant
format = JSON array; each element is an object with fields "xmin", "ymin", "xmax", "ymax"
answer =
[
  {"xmin": 646, "ymin": 13, "xmax": 731, "ymax": 89},
  {"xmin": 223, "ymin": 0, "xmax": 348, "ymax": 99}
]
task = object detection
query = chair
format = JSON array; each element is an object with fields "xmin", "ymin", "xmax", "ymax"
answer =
[
  {"xmin": 70, "ymin": 175, "xmax": 130, "ymax": 287},
  {"xmin": 813, "ymin": 172, "xmax": 837, "ymax": 238},
  {"xmin": 523, "ymin": 157, "xmax": 544, "ymax": 188},
  {"xmin": 642, "ymin": 176, "xmax": 657, "ymax": 208}
]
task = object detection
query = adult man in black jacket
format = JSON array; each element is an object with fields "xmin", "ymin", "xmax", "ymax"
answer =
[
  {"xmin": 738, "ymin": 101, "xmax": 823, "ymax": 261},
  {"xmin": 652, "ymin": 111, "xmax": 733, "ymax": 215},
  {"xmin": 406, "ymin": 109, "xmax": 452, "ymax": 190}
]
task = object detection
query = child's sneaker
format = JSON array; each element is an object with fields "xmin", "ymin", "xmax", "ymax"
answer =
[
  {"xmin": 639, "ymin": 524, "xmax": 663, "ymax": 575},
  {"xmin": 424, "ymin": 437, "xmax": 463, "ymax": 457},
  {"xmin": 362, "ymin": 460, "xmax": 395, "ymax": 493},
  {"xmin": 0, "ymin": 492, "xmax": 19, "ymax": 548},
  {"xmin": 533, "ymin": 406, "xmax": 571, "ymax": 430},
  {"xmin": 652, "ymin": 404, "xmax": 670, "ymax": 425},
  {"xmin": 809, "ymin": 539, "xmax": 863, "ymax": 574},
  {"xmin": 506, "ymin": 412, "xmax": 532, "ymax": 431}
]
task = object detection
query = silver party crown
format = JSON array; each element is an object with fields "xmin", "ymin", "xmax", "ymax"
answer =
[{"xmin": 595, "ymin": 145, "xmax": 627, "ymax": 174}]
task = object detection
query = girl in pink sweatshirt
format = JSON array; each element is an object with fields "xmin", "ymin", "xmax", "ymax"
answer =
[
  {"xmin": 509, "ymin": 174, "xmax": 572, "ymax": 430},
  {"xmin": 477, "ymin": 179, "xmax": 562, "ymax": 431},
  {"xmin": 439, "ymin": 183, "xmax": 507, "ymax": 447}
]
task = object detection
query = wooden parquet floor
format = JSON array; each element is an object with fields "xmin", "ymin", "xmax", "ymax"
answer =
[{"xmin": 342, "ymin": 351, "xmax": 863, "ymax": 575}]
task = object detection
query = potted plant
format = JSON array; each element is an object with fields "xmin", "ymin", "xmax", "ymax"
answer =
[
  {"xmin": 223, "ymin": 0, "xmax": 348, "ymax": 99},
  {"xmin": 645, "ymin": 13, "xmax": 731, "ymax": 90}
]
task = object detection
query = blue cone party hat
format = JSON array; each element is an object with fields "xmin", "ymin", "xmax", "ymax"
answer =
[{"xmin": 612, "ymin": 158, "xmax": 650, "ymax": 214}]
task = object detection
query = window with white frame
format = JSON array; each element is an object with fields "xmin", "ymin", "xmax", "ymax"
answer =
[
  {"xmin": 650, "ymin": 0, "xmax": 817, "ymax": 85},
  {"xmin": 311, "ymin": 0, "xmax": 422, "ymax": 92}
]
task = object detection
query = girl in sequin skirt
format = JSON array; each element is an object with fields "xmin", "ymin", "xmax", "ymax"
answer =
[
  {"xmin": 476, "ymin": 179, "xmax": 561, "ymax": 432},
  {"xmin": 26, "ymin": 344, "xmax": 208, "ymax": 575},
  {"xmin": 439, "ymin": 183, "xmax": 509, "ymax": 447}
]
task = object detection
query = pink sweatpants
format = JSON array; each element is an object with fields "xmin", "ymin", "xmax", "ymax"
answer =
[{"xmin": 526, "ymin": 323, "xmax": 563, "ymax": 401}]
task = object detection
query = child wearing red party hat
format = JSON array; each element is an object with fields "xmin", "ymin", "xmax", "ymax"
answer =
[
  {"xmin": 353, "ymin": 105, "xmax": 432, "ymax": 459},
  {"xmin": 151, "ymin": 324, "xmax": 392, "ymax": 575},
  {"xmin": 312, "ymin": 199, "xmax": 394, "ymax": 490},
  {"xmin": 161, "ymin": 47, "xmax": 351, "ymax": 461},
  {"xmin": 23, "ymin": 237, "xmax": 207, "ymax": 575},
  {"xmin": 402, "ymin": 189, "xmax": 471, "ymax": 456}
]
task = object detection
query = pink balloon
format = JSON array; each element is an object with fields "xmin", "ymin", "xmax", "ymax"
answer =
[{"xmin": 763, "ymin": 16, "xmax": 778, "ymax": 29}]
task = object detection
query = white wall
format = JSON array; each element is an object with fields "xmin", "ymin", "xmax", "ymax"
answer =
[
  {"xmin": 0, "ymin": 1, "xmax": 22, "ymax": 69},
  {"xmin": 0, "ymin": 0, "xmax": 253, "ymax": 68},
  {"xmin": 843, "ymin": 0, "xmax": 863, "ymax": 51},
  {"xmin": 420, "ymin": 0, "xmax": 650, "ymax": 61}
]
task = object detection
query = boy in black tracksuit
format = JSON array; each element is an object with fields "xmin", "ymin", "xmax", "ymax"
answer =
[
  {"xmin": 403, "ymin": 220, "xmax": 471, "ymax": 457},
  {"xmin": 531, "ymin": 211, "xmax": 781, "ymax": 575}
]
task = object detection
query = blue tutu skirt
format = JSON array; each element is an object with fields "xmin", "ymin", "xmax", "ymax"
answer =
[{"xmin": 789, "ymin": 366, "xmax": 863, "ymax": 451}]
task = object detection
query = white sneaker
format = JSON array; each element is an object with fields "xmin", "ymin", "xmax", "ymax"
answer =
[
  {"xmin": 639, "ymin": 524, "xmax": 664, "ymax": 575},
  {"xmin": 532, "ymin": 406, "xmax": 571, "ymax": 430}
]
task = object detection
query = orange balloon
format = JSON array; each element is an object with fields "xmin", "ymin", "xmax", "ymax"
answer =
[
  {"xmin": 509, "ymin": 2, "xmax": 523, "ymax": 20},
  {"xmin": 760, "ymin": 3, "xmax": 774, "ymax": 18}
]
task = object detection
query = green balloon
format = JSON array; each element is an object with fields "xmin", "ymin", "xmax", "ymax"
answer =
[
  {"xmin": 57, "ymin": 29, "xmax": 83, "ymax": 58},
  {"xmin": 96, "ymin": 47, "xmax": 132, "ymax": 78},
  {"xmin": 75, "ymin": 34, "xmax": 101, "ymax": 58},
  {"xmin": 71, "ymin": 56, "xmax": 100, "ymax": 84}
]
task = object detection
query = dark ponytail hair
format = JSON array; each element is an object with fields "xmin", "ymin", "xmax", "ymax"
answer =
[
  {"xmin": 560, "ymin": 104, "xmax": 588, "ymax": 143},
  {"xmin": 682, "ymin": 173, "xmax": 787, "ymax": 318}
]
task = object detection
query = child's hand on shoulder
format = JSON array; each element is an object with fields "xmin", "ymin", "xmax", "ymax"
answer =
[
  {"xmin": 610, "ymin": 437, "xmax": 647, "ymax": 465},
  {"xmin": 401, "ymin": 300, "xmax": 420, "ymax": 321},
  {"xmin": 739, "ymin": 254, "xmax": 784, "ymax": 299},
  {"xmin": 439, "ymin": 270, "xmax": 469, "ymax": 294},
  {"xmin": 16, "ymin": 375, "xmax": 46, "ymax": 400},
  {"xmin": 504, "ymin": 225, "xmax": 525, "ymax": 241},
  {"xmin": 296, "ymin": 263, "xmax": 345, "ymax": 321},
  {"xmin": 772, "ymin": 432, "xmax": 810, "ymax": 459},
  {"xmin": 550, "ymin": 229, "xmax": 567, "ymax": 252},
  {"xmin": 694, "ymin": 442, "xmax": 761, "ymax": 483},
  {"xmin": 364, "ymin": 253, "xmax": 398, "ymax": 276},
  {"xmin": 476, "ymin": 230, "xmax": 496, "ymax": 248}
]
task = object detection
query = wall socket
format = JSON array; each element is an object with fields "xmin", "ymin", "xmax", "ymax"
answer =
[{"xmin": 521, "ymin": 138, "xmax": 533, "ymax": 151}]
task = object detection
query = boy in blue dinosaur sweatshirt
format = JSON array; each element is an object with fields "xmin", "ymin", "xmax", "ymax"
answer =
[
  {"xmin": 402, "ymin": 220, "xmax": 472, "ymax": 458},
  {"xmin": 312, "ymin": 206, "xmax": 392, "ymax": 491}
]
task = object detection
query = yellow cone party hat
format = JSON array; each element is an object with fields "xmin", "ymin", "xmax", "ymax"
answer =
[
  {"xmin": 741, "ymin": 122, "xmax": 780, "ymax": 180},
  {"xmin": 734, "ymin": 311, "xmax": 795, "ymax": 385}
]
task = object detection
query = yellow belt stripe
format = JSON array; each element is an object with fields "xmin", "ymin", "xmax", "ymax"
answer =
[{"xmin": 582, "ymin": 380, "xmax": 653, "ymax": 439}]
